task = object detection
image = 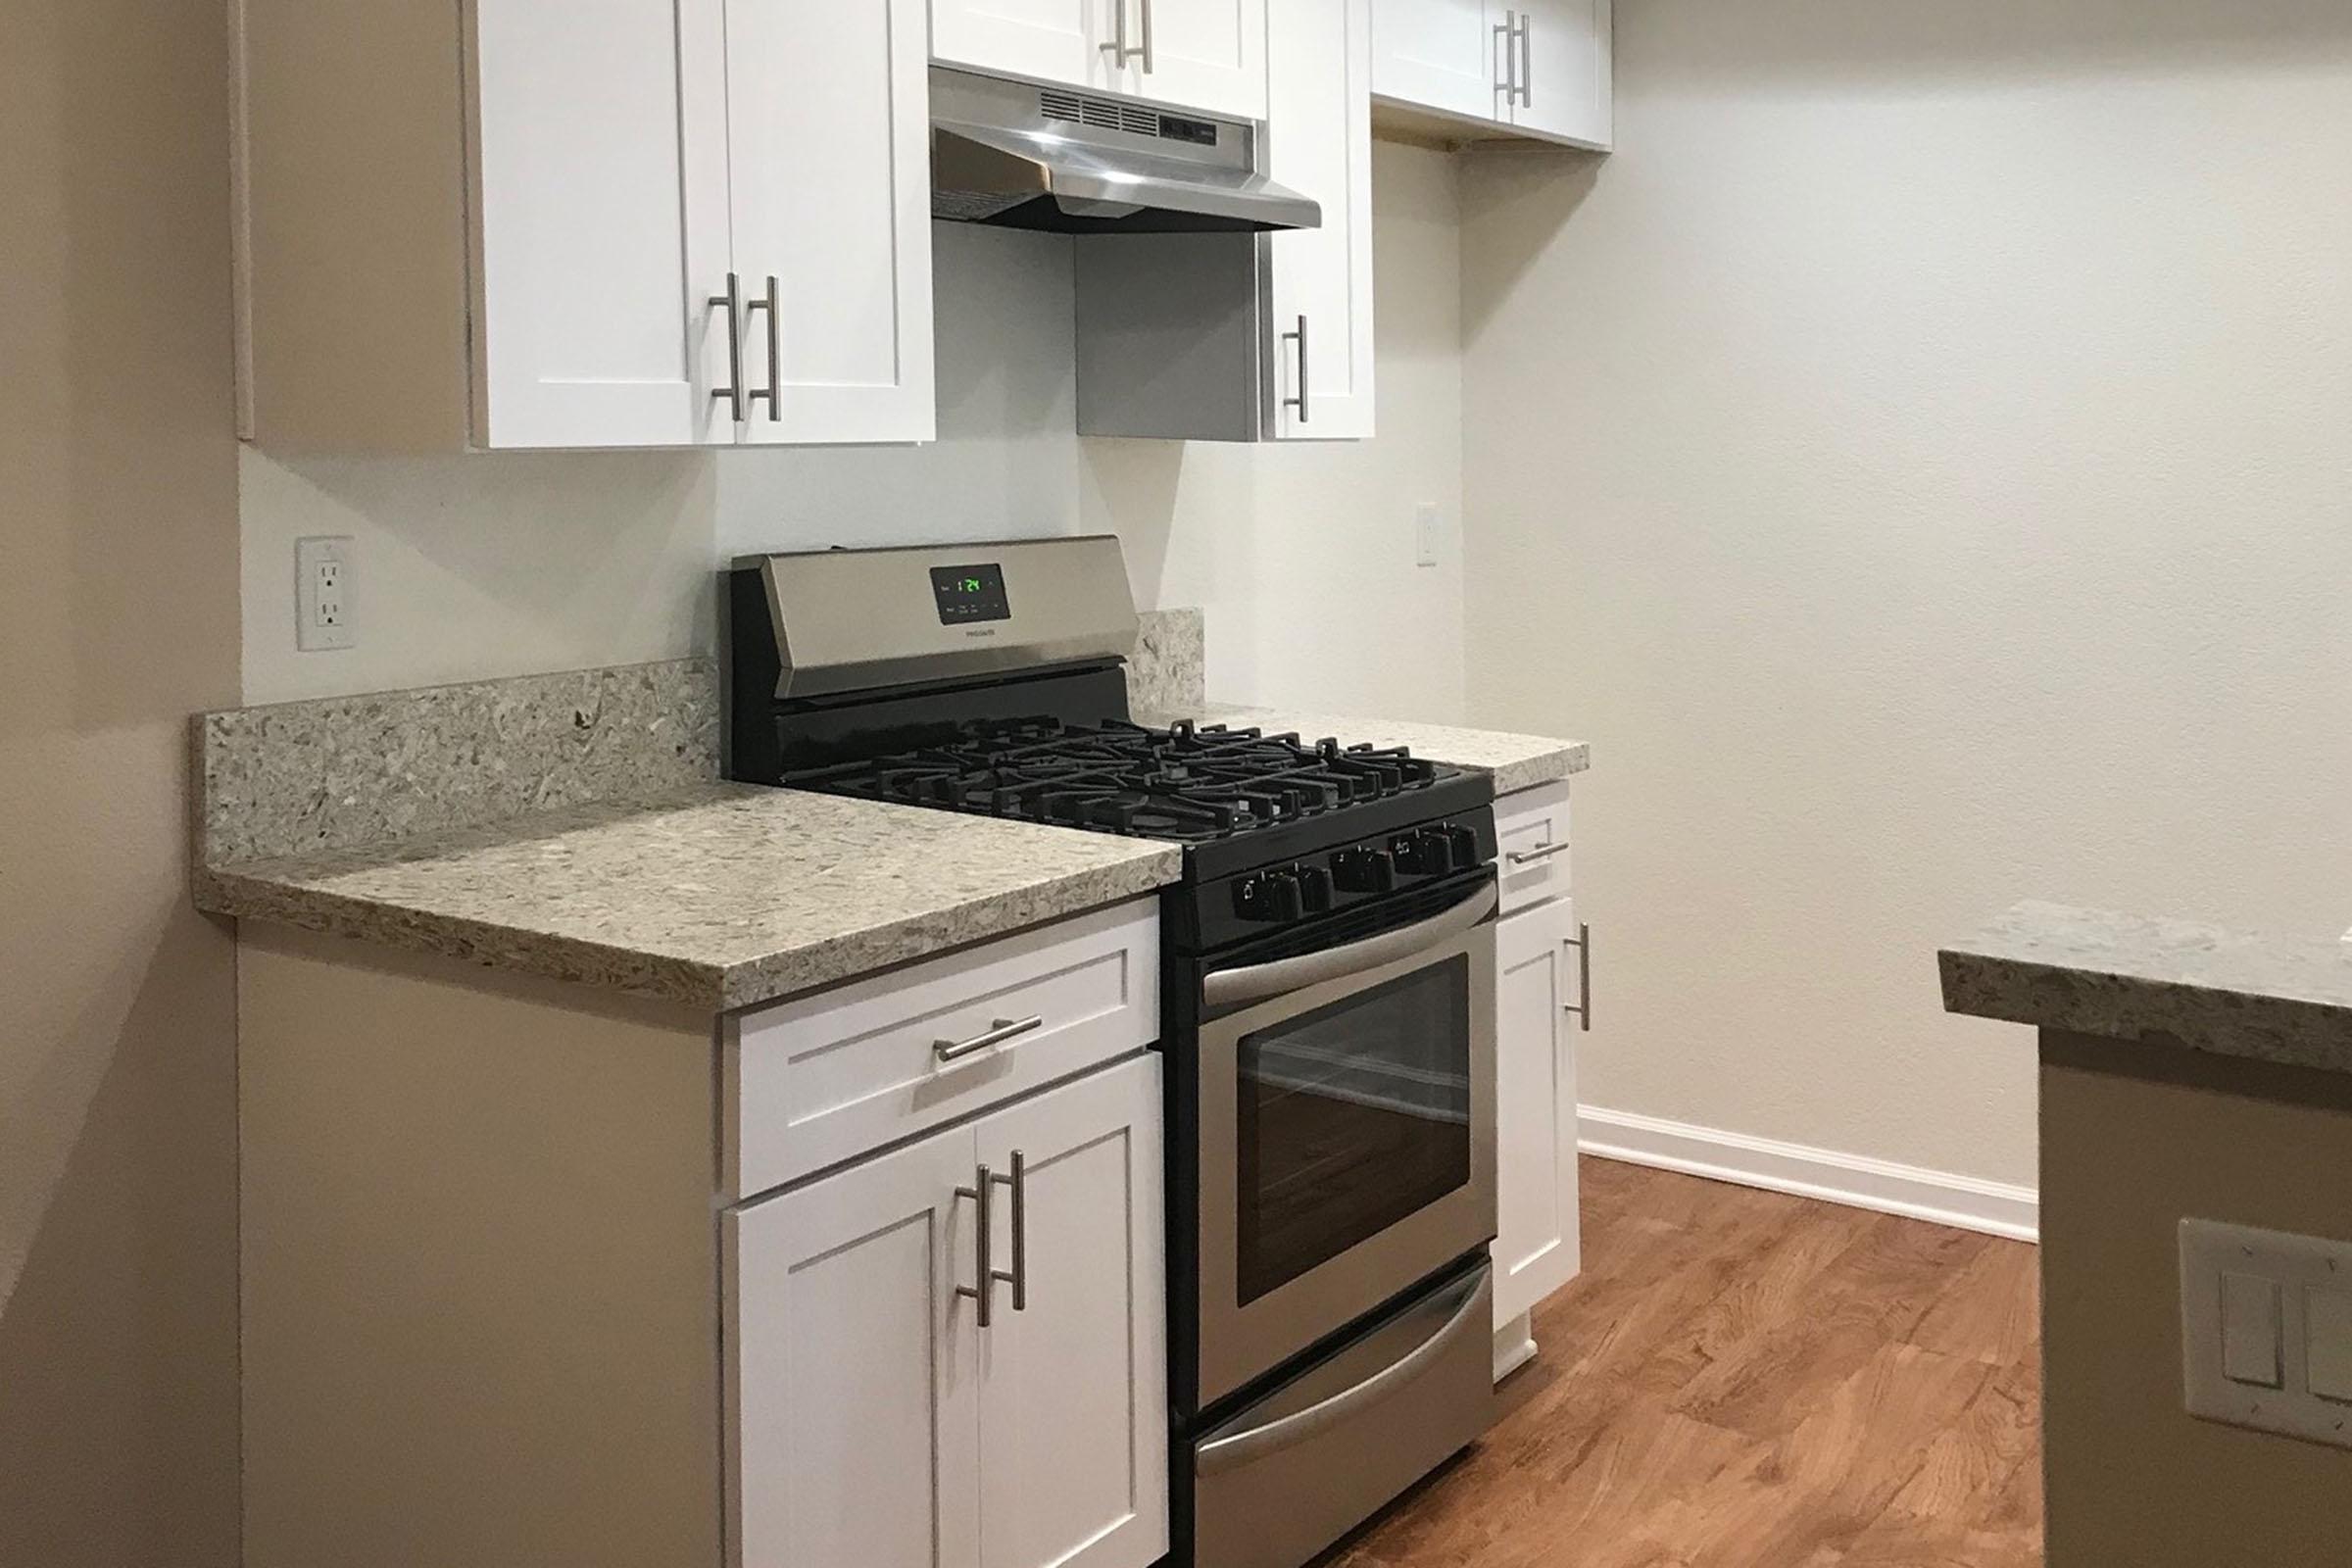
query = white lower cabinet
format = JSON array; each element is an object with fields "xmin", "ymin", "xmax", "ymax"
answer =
[
  {"xmin": 976, "ymin": 1061, "xmax": 1169, "ymax": 1568},
  {"xmin": 729, "ymin": 1054, "xmax": 1167, "ymax": 1568},
  {"xmin": 1489, "ymin": 800, "xmax": 1585, "ymax": 1376}
]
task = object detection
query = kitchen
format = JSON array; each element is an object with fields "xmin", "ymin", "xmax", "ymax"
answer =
[{"xmin": 12, "ymin": 3, "xmax": 2352, "ymax": 1568}]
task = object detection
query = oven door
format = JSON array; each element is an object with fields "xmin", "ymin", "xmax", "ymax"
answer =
[{"xmin": 1194, "ymin": 875, "xmax": 1498, "ymax": 1408}]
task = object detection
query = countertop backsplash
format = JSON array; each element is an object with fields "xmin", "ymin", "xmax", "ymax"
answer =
[
  {"xmin": 194, "ymin": 660, "xmax": 719, "ymax": 868},
  {"xmin": 197, "ymin": 609, "xmax": 1208, "ymax": 872}
]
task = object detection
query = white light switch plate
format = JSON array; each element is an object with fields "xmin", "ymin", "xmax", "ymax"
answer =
[
  {"xmin": 2180, "ymin": 1217, "xmax": 2352, "ymax": 1449},
  {"xmin": 1415, "ymin": 503, "xmax": 1442, "ymax": 568},
  {"xmin": 296, "ymin": 535, "xmax": 355, "ymax": 652}
]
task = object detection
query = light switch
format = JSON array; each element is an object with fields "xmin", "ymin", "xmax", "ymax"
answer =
[
  {"xmin": 2181, "ymin": 1218, "xmax": 2352, "ymax": 1449},
  {"xmin": 2220, "ymin": 1272, "xmax": 2282, "ymax": 1388},
  {"xmin": 2307, "ymin": 1286, "xmax": 2352, "ymax": 1405}
]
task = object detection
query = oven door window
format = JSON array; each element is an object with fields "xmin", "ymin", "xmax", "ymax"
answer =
[{"xmin": 1235, "ymin": 956, "xmax": 1474, "ymax": 1306}]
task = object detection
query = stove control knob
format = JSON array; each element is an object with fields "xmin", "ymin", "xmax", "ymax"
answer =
[
  {"xmin": 1333, "ymin": 847, "xmax": 1396, "ymax": 894},
  {"xmin": 1293, "ymin": 863, "xmax": 1334, "ymax": 915},
  {"xmin": 1261, "ymin": 869, "xmax": 1306, "ymax": 922},
  {"xmin": 1392, "ymin": 830, "xmax": 1452, "ymax": 877},
  {"xmin": 1443, "ymin": 823, "xmax": 1483, "ymax": 868}
]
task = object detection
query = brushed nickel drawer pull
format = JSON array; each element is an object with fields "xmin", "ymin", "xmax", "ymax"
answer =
[
  {"xmin": 1506, "ymin": 841, "xmax": 1570, "ymax": 866},
  {"xmin": 934, "ymin": 1014, "xmax": 1045, "ymax": 1063}
]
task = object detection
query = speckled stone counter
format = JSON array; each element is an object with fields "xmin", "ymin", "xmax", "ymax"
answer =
[
  {"xmin": 1940, "ymin": 901, "xmax": 2352, "ymax": 1077},
  {"xmin": 1137, "ymin": 704, "xmax": 1590, "ymax": 797},
  {"xmin": 197, "ymin": 783, "xmax": 1181, "ymax": 1011}
]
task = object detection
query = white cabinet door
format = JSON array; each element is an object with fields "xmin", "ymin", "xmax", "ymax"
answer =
[
  {"xmin": 723, "ymin": 0, "xmax": 937, "ymax": 445},
  {"xmin": 466, "ymin": 0, "xmax": 735, "ymax": 448},
  {"xmin": 975, "ymin": 1057, "xmax": 1169, "ymax": 1568},
  {"xmin": 1370, "ymin": 0, "xmax": 1506, "ymax": 123},
  {"xmin": 1491, "ymin": 897, "xmax": 1582, "ymax": 1328},
  {"xmin": 1266, "ymin": 0, "xmax": 1374, "ymax": 441},
  {"xmin": 727, "ymin": 1124, "xmax": 982, "ymax": 1568},
  {"xmin": 1508, "ymin": 0, "xmax": 1611, "ymax": 149},
  {"xmin": 931, "ymin": 0, "xmax": 1130, "ymax": 96},
  {"xmin": 1126, "ymin": 0, "xmax": 1267, "ymax": 121}
]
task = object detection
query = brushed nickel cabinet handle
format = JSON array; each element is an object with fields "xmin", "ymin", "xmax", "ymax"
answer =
[
  {"xmin": 709, "ymin": 271, "xmax": 745, "ymax": 423},
  {"xmin": 746, "ymin": 274, "xmax": 781, "ymax": 424},
  {"xmin": 1101, "ymin": 0, "xmax": 1133, "ymax": 64},
  {"xmin": 934, "ymin": 1014, "xmax": 1046, "ymax": 1064},
  {"xmin": 1507, "ymin": 841, "xmax": 1570, "ymax": 866},
  {"xmin": 1494, "ymin": 10, "xmax": 1517, "ymax": 102},
  {"xmin": 1140, "ymin": 0, "xmax": 1155, "ymax": 74},
  {"xmin": 1282, "ymin": 315, "xmax": 1309, "ymax": 424},
  {"xmin": 1518, "ymin": 13, "xmax": 1534, "ymax": 108},
  {"xmin": 955, "ymin": 1164, "xmax": 994, "ymax": 1328},
  {"xmin": 990, "ymin": 1152, "xmax": 1028, "ymax": 1311},
  {"xmin": 1564, "ymin": 921, "xmax": 1592, "ymax": 1031}
]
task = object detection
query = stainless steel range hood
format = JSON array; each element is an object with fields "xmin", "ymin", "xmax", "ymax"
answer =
[{"xmin": 931, "ymin": 67, "xmax": 1319, "ymax": 234}]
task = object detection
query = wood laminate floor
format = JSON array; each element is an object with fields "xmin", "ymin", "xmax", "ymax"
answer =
[{"xmin": 1325, "ymin": 1157, "xmax": 2043, "ymax": 1568}]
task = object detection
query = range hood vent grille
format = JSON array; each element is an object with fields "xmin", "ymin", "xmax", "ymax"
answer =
[{"xmin": 1039, "ymin": 88, "xmax": 1164, "ymax": 139}]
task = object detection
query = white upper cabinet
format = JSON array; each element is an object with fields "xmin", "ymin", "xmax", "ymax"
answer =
[
  {"xmin": 1125, "ymin": 0, "xmax": 1268, "ymax": 122},
  {"xmin": 722, "ymin": 0, "xmax": 937, "ymax": 445},
  {"xmin": 1370, "ymin": 0, "xmax": 1611, "ymax": 150},
  {"xmin": 1505, "ymin": 0, "xmax": 1611, "ymax": 147},
  {"xmin": 1370, "ymin": 0, "xmax": 1500, "ymax": 122},
  {"xmin": 466, "ymin": 0, "xmax": 730, "ymax": 449},
  {"xmin": 235, "ymin": 0, "xmax": 936, "ymax": 451},
  {"xmin": 932, "ymin": 0, "xmax": 1266, "ymax": 121},
  {"xmin": 1266, "ymin": 0, "xmax": 1376, "ymax": 441}
]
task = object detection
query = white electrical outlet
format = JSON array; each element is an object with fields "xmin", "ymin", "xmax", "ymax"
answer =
[
  {"xmin": 296, "ymin": 536, "xmax": 355, "ymax": 652},
  {"xmin": 1415, "ymin": 503, "xmax": 1443, "ymax": 568}
]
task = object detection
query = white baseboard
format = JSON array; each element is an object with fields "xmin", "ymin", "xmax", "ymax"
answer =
[{"xmin": 1578, "ymin": 1105, "xmax": 2038, "ymax": 1244}]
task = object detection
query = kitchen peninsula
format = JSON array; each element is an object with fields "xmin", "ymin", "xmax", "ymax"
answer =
[{"xmin": 1942, "ymin": 902, "xmax": 2352, "ymax": 1566}]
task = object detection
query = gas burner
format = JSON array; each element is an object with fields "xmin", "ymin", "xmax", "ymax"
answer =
[{"xmin": 781, "ymin": 717, "xmax": 1453, "ymax": 845}]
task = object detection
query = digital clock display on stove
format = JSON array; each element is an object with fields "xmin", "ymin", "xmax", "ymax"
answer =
[{"xmin": 929, "ymin": 564, "xmax": 1011, "ymax": 626}]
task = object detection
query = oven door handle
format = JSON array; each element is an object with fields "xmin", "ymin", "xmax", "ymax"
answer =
[
  {"xmin": 1195, "ymin": 1265, "xmax": 1490, "ymax": 1477},
  {"xmin": 1202, "ymin": 881, "xmax": 1497, "ymax": 1012}
]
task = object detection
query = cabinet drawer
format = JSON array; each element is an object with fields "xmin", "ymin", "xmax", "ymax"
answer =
[
  {"xmin": 1494, "ymin": 781, "xmax": 1571, "ymax": 915},
  {"xmin": 724, "ymin": 898, "xmax": 1161, "ymax": 1200}
]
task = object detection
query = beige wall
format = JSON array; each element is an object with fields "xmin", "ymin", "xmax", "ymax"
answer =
[
  {"xmin": 2040, "ymin": 1031, "xmax": 2352, "ymax": 1564},
  {"xmin": 241, "ymin": 142, "xmax": 1471, "ymax": 723},
  {"xmin": 1461, "ymin": 0, "xmax": 2352, "ymax": 1190},
  {"xmin": 0, "ymin": 2, "xmax": 243, "ymax": 1564}
]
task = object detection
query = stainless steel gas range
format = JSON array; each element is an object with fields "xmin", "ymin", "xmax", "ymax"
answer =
[{"xmin": 725, "ymin": 536, "xmax": 1498, "ymax": 1568}]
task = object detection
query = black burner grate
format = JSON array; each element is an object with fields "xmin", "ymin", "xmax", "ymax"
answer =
[{"xmin": 780, "ymin": 718, "xmax": 1450, "ymax": 844}]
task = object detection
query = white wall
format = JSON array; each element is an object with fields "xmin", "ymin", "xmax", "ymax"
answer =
[
  {"xmin": 242, "ymin": 142, "xmax": 1468, "ymax": 719},
  {"xmin": 1088, "ymin": 138, "xmax": 1469, "ymax": 720},
  {"xmin": 1462, "ymin": 0, "xmax": 2352, "ymax": 1189}
]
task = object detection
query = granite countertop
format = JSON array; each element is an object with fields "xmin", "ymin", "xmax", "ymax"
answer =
[
  {"xmin": 197, "ymin": 784, "xmax": 1182, "ymax": 1012},
  {"xmin": 1940, "ymin": 901, "xmax": 2352, "ymax": 1077},
  {"xmin": 1137, "ymin": 704, "xmax": 1590, "ymax": 797}
]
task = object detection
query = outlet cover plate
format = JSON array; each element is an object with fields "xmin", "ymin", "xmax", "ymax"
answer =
[
  {"xmin": 2181, "ymin": 1217, "xmax": 2352, "ymax": 1449},
  {"xmin": 296, "ymin": 535, "xmax": 354, "ymax": 652}
]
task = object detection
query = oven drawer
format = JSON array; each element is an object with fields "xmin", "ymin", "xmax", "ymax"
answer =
[
  {"xmin": 724, "ymin": 897, "xmax": 1160, "ymax": 1199},
  {"xmin": 1494, "ymin": 782, "xmax": 1571, "ymax": 915},
  {"xmin": 1191, "ymin": 1260, "xmax": 1494, "ymax": 1568}
]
